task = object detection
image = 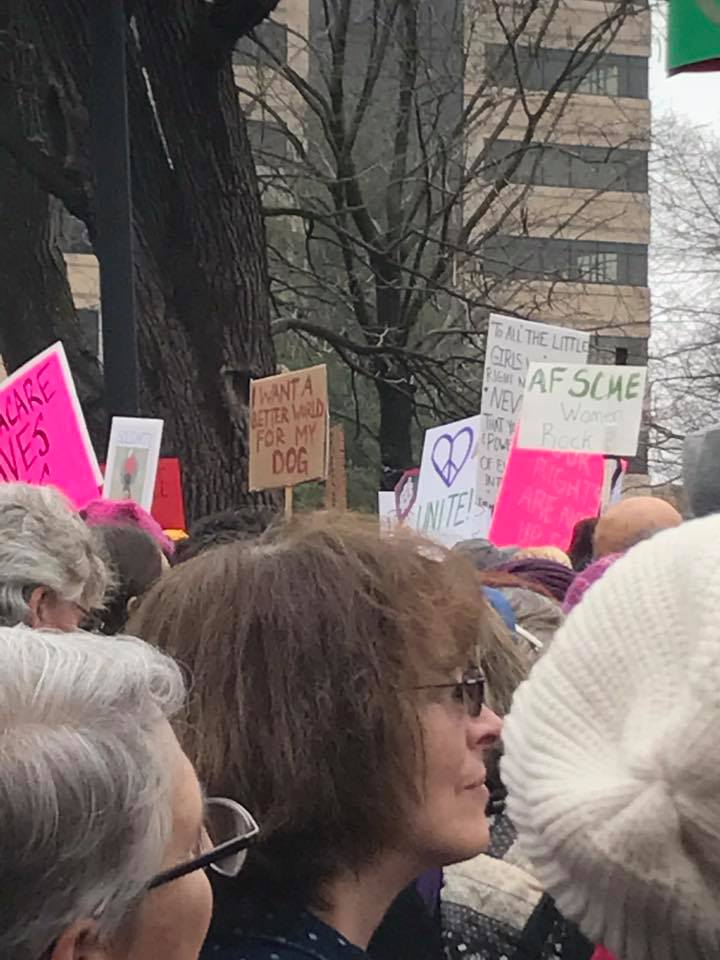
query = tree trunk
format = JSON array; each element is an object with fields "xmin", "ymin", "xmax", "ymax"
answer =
[
  {"xmin": 376, "ymin": 377, "xmax": 415, "ymax": 488},
  {"xmin": 128, "ymin": 0, "xmax": 278, "ymax": 518},
  {"xmin": 0, "ymin": 1, "xmax": 106, "ymax": 450},
  {"xmin": 1, "ymin": 0, "xmax": 279, "ymax": 522},
  {"xmin": 373, "ymin": 272, "xmax": 415, "ymax": 487}
]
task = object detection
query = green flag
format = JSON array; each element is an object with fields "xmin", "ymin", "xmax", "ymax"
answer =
[{"xmin": 668, "ymin": 0, "xmax": 720, "ymax": 75}]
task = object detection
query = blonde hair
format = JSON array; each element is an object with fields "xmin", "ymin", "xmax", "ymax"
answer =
[{"xmin": 513, "ymin": 545, "xmax": 572, "ymax": 568}]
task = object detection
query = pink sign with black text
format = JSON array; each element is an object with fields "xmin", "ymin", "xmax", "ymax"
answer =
[{"xmin": 0, "ymin": 342, "xmax": 102, "ymax": 508}]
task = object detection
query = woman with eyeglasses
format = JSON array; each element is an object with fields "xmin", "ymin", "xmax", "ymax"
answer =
[
  {"xmin": 129, "ymin": 513, "xmax": 502, "ymax": 960},
  {"xmin": 0, "ymin": 625, "xmax": 258, "ymax": 960}
]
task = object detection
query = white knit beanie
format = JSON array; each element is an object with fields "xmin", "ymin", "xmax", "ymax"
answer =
[{"xmin": 501, "ymin": 515, "xmax": 720, "ymax": 960}]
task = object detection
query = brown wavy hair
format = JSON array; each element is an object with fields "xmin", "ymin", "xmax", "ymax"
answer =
[{"xmin": 128, "ymin": 512, "xmax": 492, "ymax": 900}]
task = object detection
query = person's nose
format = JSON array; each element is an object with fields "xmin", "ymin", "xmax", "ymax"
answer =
[{"xmin": 467, "ymin": 705, "xmax": 502, "ymax": 751}]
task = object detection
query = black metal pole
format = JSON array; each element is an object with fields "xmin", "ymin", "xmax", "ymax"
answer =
[{"xmin": 90, "ymin": 0, "xmax": 139, "ymax": 417}]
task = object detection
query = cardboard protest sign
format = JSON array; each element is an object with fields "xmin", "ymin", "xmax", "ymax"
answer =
[
  {"xmin": 0, "ymin": 342, "xmax": 102, "ymax": 508},
  {"xmin": 490, "ymin": 434, "xmax": 605, "ymax": 548},
  {"xmin": 104, "ymin": 417, "xmax": 164, "ymax": 511},
  {"xmin": 324, "ymin": 424, "xmax": 347, "ymax": 510},
  {"xmin": 412, "ymin": 415, "xmax": 491, "ymax": 547},
  {"xmin": 249, "ymin": 365, "xmax": 328, "ymax": 491},
  {"xmin": 479, "ymin": 314, "xmax": 590, "ymax": 508},
  {"xmin": 151, "ymin": 458, "xmax": 187, "ymax": 531},
  {"xmin": 518, "ymin": 363, "xmax": 647, "ymax": 457}
]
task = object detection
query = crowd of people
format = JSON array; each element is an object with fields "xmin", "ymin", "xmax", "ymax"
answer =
[{"xmin": 0, "ymin": 479, "xmax": 713, "ymax": 960}]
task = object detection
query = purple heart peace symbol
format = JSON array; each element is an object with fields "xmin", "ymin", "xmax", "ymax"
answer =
[{"xmin": 431, "ymin": 427, "xmax": 474, "ymax": 488}]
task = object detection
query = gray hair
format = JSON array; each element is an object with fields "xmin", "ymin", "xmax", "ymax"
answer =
[
  {"xmin": 0, "ymin": 483, "xmax": 110, "ymax": 624},
  {"xmin": 0, "ymin": 626, "xmax": 186, "ymax": 960}
]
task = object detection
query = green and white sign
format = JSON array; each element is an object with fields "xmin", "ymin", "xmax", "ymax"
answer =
[
  {"xmin": 668, "ymin": 0, "xmax": 720, "ymax": 75},
  {"xmin": 517, "ymin": 363, "xmax": 647, "ymax": 457}
]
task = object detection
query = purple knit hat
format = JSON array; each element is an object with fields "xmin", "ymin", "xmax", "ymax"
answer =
[
  {"xmin": 497, "ymin": 557, "xmax": 575, "ymax": 604},
  {"xmin": 562, "ymin": 552, "xmax": 623, "ymax": 614}
]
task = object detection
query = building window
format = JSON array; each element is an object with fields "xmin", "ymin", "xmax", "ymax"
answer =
[
  {"xmin": 576, "ymin": 250, "xmax": 618, "ymax": 283},
  {"xmin": 577, "ymin": 62, "xmax": 619, "ymax": 96},
  {"xmin": 485, "ymin": 45, "xmax": 648, "ymax": 99},
  {"xmin": 482, "ymin": 236, "xmax": 648, "ymax": 286},
  {"xmin": 234, "ymin": 20, "xmax": 289, "ymax": 67},
  {"xmin": 483, "ymin": 140, "xmax": 648, "ymax": 193}
]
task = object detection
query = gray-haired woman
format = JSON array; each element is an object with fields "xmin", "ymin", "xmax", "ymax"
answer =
[
  {"xmin": 0, "ymin": 483, "xmax": 109, "ymax": 630},
  {"xmin": 0, "ymin": 626, "xmax": 259, "ymax": 960}
]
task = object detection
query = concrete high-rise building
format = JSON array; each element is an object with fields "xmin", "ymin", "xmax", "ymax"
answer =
[{"xmin": 469, "ymin": 0, "xmax": 651, "ymax": 360}]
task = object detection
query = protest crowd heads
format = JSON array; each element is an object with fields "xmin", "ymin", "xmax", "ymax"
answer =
[
  {"xmin": 82, "ymin": 498, "xmax": 175, "ymax": 559},
  {"xmin": 502, "ymin": 516, "xmax": 720, "ymax": 960},
  {"xmin": 92, "ymin": 524, "xmax": 166, "ymax": 635},
  {"xmin": 129, "ymin": 512, "xmax": 502, "ymax": 901},
  {"xmin": 0, "ymin": 626, "xmax": 212, "ymax": 960},
  {"xmin": 593, "ymin": 496, "xmax": 682, "ymax": 558},
  {"xmin": 0, "ymin": 482, "xmax": 109, "ymax": 630}
]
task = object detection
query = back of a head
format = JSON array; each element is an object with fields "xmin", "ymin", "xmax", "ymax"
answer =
[
  {"xmin": 452, "ymin": 538, "xmax": 515, "ymax": 570},
  {"xmin": 495, "ymin": 557, "xmax": 574, "ymax": 604},
  {"xmin": 513, "ymin": 545, "xmax": 572, "ymax": 568},
  {"xmin": 94, "ymin": 524, "xmax": 165, "ymax": 634},
  {"xmin": 0, "ymin": 483, "xmax": 109, "ymax": 625},
  {"xmin": 82, "ymin": 498, "xmax": 175, "ymax": 559},
  {"xmin": 562, "ymin": 552, "xmax": 622, "ymax": 615},
  {"xmin": 129, "ymin": 512, "xmax": 492, "ymax": 896},
  {"xmin": 174, "ymin": 506, "xmax": 279, "ymax": 563},
  {"xmin": 567, "ymin": 517, "xmax": 598, "ymax": 572},
  {"xmin": 593, "ymin": 496, "xmax": 682, "ymax": 559},
  {"xmin": 0, "ymin": 626, "xmax": 185, "ymax": 960},
  {"xmin": 502, "ymin": 516, "xmax": 720, "ymax": 960}
]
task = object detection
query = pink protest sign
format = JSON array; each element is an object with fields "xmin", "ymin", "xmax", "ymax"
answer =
[
  {"xmin": 490, "ymin": 433, "xmax": 604, "ymax": 549},
  {"xmin": 0, "ymin": 342, "xmax": 102, "ymax": 508}
]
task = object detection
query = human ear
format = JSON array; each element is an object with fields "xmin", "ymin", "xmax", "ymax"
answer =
[
  {"xmin": 27, "ymin": 586, "xmax": 49, "ymax": 628},
  {"xmin": 126, "ymin": 596, "xmax": 141, "ymax": 617}
]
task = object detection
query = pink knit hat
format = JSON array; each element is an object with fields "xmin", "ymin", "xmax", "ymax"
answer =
[
  {"xmin": 82, "ymin": 499, "xmax": 175, "ymax": 558},
  {"xmin": 562, "ymin": 553, "xmax": 622, "ymax": 614}
]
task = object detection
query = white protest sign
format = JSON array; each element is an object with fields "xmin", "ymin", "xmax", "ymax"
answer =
[
  {"xmin": 518, "ymin": 363, "xmax": 647, "ymax": 456},
  {"xmin": 479, "ymin": 313, "xmax": 590, "ymax": 507},
  {"xmin": 103, "ymin": 417, "xmax": 164, "ymax": 510},
  {"xmin": 412, "ymin": 415, "xmax": 491, "ymax": 547},
  {"xmin": 378, "ymin": 491, "xmax": 399, "ymax": 535}
]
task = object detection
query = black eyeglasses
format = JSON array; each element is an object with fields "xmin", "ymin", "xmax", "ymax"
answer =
[
  {"xmin": 148, "ymin": 797, "xmax": 259, "ymax": 891},
  {"xmin": 414, "ymin": 667, "xmax": 485, "ymax": 717}
]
